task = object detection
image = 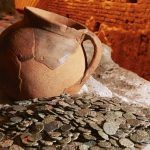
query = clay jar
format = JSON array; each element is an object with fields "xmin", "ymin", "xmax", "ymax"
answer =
[{"xmin": 0, "ymin": 7, "xmax": 102, "ymax": 100}]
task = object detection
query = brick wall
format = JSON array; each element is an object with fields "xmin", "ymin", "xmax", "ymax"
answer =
[
  {"xmin": 46, "ymin": 0, "xmax": 150, "ymax": 80},
  {"xmin": 48, "ymin": 0, "xmax": 150, "ymax": 30}
]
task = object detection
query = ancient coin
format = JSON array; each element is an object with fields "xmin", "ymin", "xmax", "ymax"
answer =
[
  {"xmin": 0, "ymin": 139, "xmax": 13, "ymax": 148},
  {"xmin": 78, "ymin": 127, "xmax": 91, "ymax": 134},
  {"xmin": 49, "ymin": 132, "xmax": 61, "ymax": 139},
  {"xmin": 0, "ymin": 132, "xmax": 4, "ymax": 141},
  {"xmin": 83, "ymin": 133, "xmax": 96, "ymax": 141},
  {"xmin": 98, "ymin": 129, "xmax": 109, "ymax": 140},
  {"xmin": 98, "ymin": 140, "xmax": 111, "ymax": 148},
  {"xmin": 75, "ymin": 108, "xmax": 90, "ymax": 117},
  {"xmin": 123, "ymin": 112, "xmax": 136, "ymax": 120},
  {"xmin": 31, "ymin": 122, "xmax": 44, "ymax": 134},
  {"xmin": 103, "ymin": 121, "xmax": 119, "ymax": 135},
  {"xmin": 15, "ymin": 100, "xmax": 32, "ymax": 106},
  {"xmin": 40, "ymin": 140, "xmax": 53, "ymax": 146},
  {"xmin": 119, "ymin": 138, "xmax": 134, "ymax": 148},
  {"xmin": 59, "ymin": 136, "xmax": 72, "ymax": 144},
  {"xmin": 130, "ymin": 130, "xmax": 150, "ymax": 143},
  {"xmin": 44, "ymin": 121, "xmax": 62, "ymax": 132},
  {"xmin": 110, "ymin": 138, "xmax": 119, "ymax": 147},
  {"xmin": 43, "ymin": 115, "xmax": 56, "ymax": 124},
  {"xmin": 58, "ymin": 101, "xmax": 70, "ymax": 107},
  {"xmin": 65, "ymin": 98, "xmax": 74, "ymax": 105},
  {"xmin": 61, "ymin": 124, "xmax": 72, "ymax": 132},
  {"xmin": 9, "ymin": 144, "xmax": 24, "ymax": 150},
  {"xmin": 88, "ymin": 122, "xmax": 101, "ymax": 131},
  {"xmin": 72, "ymin": 132, "xmax": 80, "ymax": 141},
  {"xmin": 12, "ymin": 105, "xmax": 27, "ymax": 111},
  {"xmin": 20, "ymin": 133, "xmax": 41, "ymax": 146},
  {"xmin": 79, "ymin": 144, "xmax": 89, "ymax": 150},
  {"xmin": 41, "ymin": 146, "xmax": 56, "ymax": 150},
  {"xmin": 90, "ymin": 146, "xmax": 101, "ymax": 150},
  {"xmin": 10, "ymin": 117, "xmax": 23, "ymax": 124},
  {"xmin": 126, "ymin": 119, "xmax": 141, "ymax": 127}
]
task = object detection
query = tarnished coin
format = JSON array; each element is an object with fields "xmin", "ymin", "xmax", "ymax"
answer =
[
  {"xmin": 105, "ymin": 111, "xmax": 122, "ymax": 122},
  {"xmin": 43, "ymin": 115, "xmax": 56, "ymax": 124},
  {"xmin": 12, "ymin": 105, "xmax": 27, "ymax": 111},
  {"xmin": 75, "ymin": 108, "xmax": 90, "ymax": 117},
  {"xmin": 0, "ymin": 139, "xmax": 13, "ymax": 148},
  {"xmin": 15, "ymin": 100, "xmax": 32, "ymax": 106},
  {"xmin": 53, "ymin": 108, "xmax": 64, "ymax": 114},
  {"xmin": 130, "ymin": 130, "xmax": 150, "ymax": 143},
  {"xmin": 98, "ymin": 129, "xmax": 109, "ymax": 140},
  {"xmin": 40, "ymin": 140, "xmax": 53, "ymax": 146},
  {"xmin": 31, "ymin": 122, "xmax": 44, "ymax": 134},
  {"xmin": 65, "ymin": 98, "xmax": 74, "ymax": 105},
  {"xmin": 79, "ymin": 144, "xmax": 89, "ymax": 150},
  {"xmin": 44, "ymin": 121, "xmax": 62, "ymax": 132},
  {"xmin": 38, "ymin": 113, "xmax": 45, "ymax": 119},
  {"xmin": 123, "ymin": 112, "xmax": 136, "ymax": 120},
  {"xmin": 103, "ymin": 121, "xmax": 119, "ymax": 135},
  {"xmin": 20, "ymin": 133, "xmax": 41, "ymax": 146},
  {"xmin": 62, "ymin": 143, "xmax": 77, "ymax": 150},
  {"xmin": 10, "ymin": 117, "xmax": 23, "ymax": 124},
  {"xmin": 83, "ymin": 133, "xmax": 96, "ymax": 141},
  {"xmin": 9, "ymin": 144, "xmax": 24, "ymax": 150},
  {"xmin": 110, "ymin": 139, "xmax": 119, "ymax": 147},
  {"xmin": 90, "ymin": 146, "xmax": 101, "ymax": 150},
  {"xmin": 98, "ymin": 140, "xmax": 111, "ymax": 148},
  {"xmin": 78, "ymin": 127, "xmax": 91, "ymax": 134},
  {"xmin": 75, "ymin": 100, "xmax": 84, "ymax": 106},
  {"xmin": 61, "ymin": 124, "xmax": 72, "ymax": 132},
  {"xmin": 88, "ymin": 122, "xmax": 101, "ymax": 131},
  {"xmin": 59, "ymin": 136, "xmax": 72, "ymax": 144},
  {"xmin": 115, "ymin": 129, "xmax": 128, "ymax": 138},
  {"xmin": 72, "ymin": 133, "xmax": 80, "ymax": 141},
  {"xmin": 119, "ymin": 138, "xmax": 134, "ymax": 148},
  {"xmin": 58, "ymin": 101, "xmax": 70, "ymax": 107},
  {"xmin": 49, "ymin": 132, "xmax": 61, "ymax": 139},
  {"xmin": 95, "ymin": 112, "xmax": 105, "ymax": 125},
  {"xmin": 41, "ymin": 146, "xmax": 56, "ymax": 150},
  {"xmin": 0, "ymin": 132, "xmax": 4, "ymax": 141},
  {"xmin": 26, "ymin": 109, "xmax": 34, "ymax": 115},
  {"xmin": 88, "ymin": 111, "xmax": 97, "ymax": 117}
]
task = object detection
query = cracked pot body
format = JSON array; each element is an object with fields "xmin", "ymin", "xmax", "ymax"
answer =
[{"xmin": 0, "ymin": 7, "xmax": 102, "ymax": 100}]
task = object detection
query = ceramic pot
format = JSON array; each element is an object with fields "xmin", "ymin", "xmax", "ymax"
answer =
[{"xmin": 0, "ymin": 7, "xmax": 102, "ymax": 100}]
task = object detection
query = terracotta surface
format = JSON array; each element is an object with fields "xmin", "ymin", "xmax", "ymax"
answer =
[{"xmin": 0, "ymin": 7, "xmax": 102, "ymax": 100}]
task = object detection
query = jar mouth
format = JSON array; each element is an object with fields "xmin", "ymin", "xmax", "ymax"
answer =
[{"xmin": 24, "ymin": 7, "xmax": 86, "ymax": 30}]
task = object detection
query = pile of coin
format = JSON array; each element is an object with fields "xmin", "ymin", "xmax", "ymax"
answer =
[{"xmin": 0, "ymin": 94, "xmax": 149, "ymax": 149}]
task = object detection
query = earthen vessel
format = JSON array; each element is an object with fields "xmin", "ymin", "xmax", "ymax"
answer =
[{"xmin": 0, "ymin": 7, "xmax": 102, "ymax": 100}]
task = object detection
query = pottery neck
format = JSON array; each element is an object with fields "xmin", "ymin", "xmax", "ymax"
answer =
[{"xmin": 24, "ymin": 7, "xmax": 87, "ymax": 42}]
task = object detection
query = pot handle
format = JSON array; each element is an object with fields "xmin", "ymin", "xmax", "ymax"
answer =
[
  {"xmin": 64, "ymin": 30, "xmax": 102, "ymax": 94},
  {"xmin": 81, "ymin": 30, "xmax": 102, "ymax": 84}
]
